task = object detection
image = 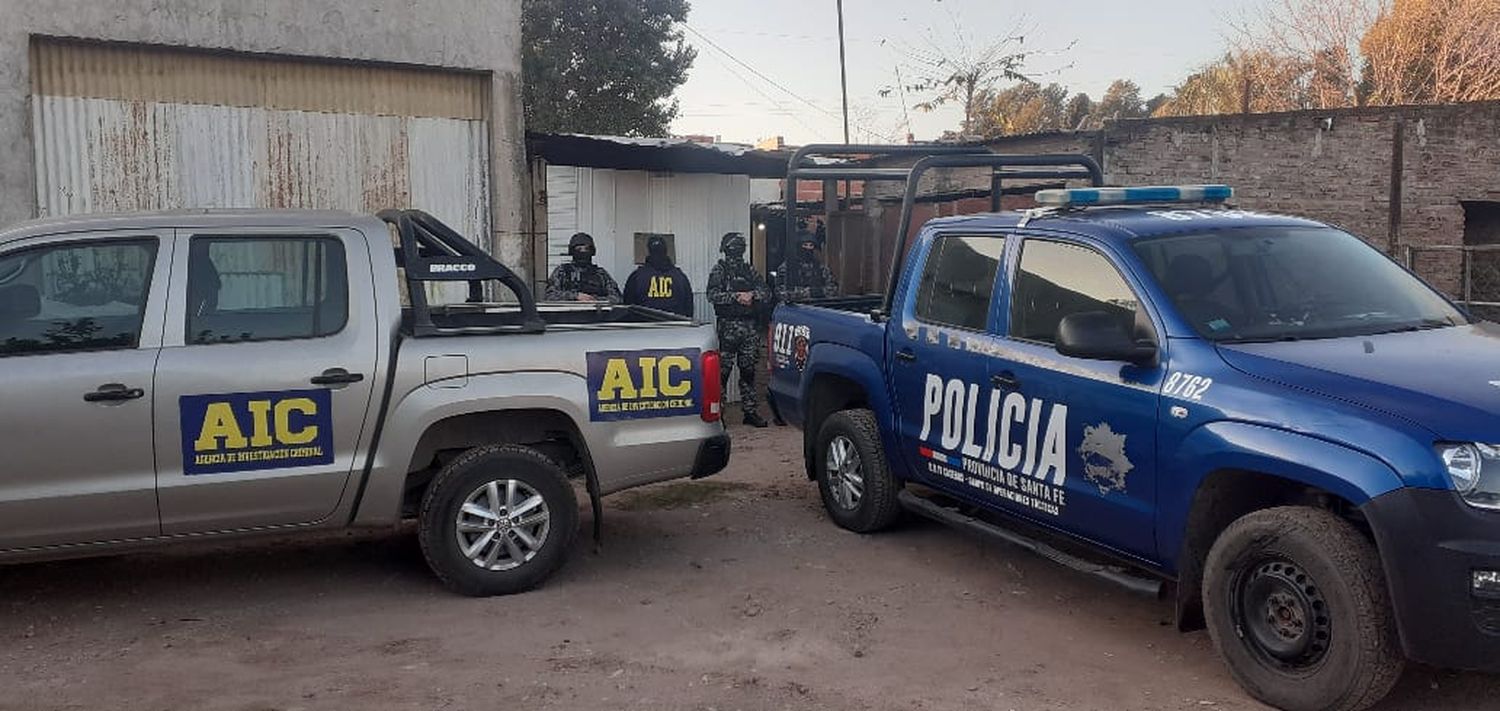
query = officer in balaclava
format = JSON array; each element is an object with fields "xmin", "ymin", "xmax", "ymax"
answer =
[
  {"xmin": 546, "ymin": 232, "xmax": 621, "ymax": 303},
  {"xmin": 623, "ymin": 235, "xmax": 694, "ymax": 317},
  {"xmin": 774, "ymin": 229, "xmax": 839, "ymax": 302},
  {"xmin": 707, "ymin": 231, "xmax": 771, "ymax": 427}
]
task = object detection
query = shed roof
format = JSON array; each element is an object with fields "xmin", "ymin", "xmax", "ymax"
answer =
[{"xmin": 527, "ymin": 132, "xmax": 793, "ymax": 178}]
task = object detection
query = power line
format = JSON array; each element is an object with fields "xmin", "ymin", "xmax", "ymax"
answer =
[
  {"xmin": 683, "ymin": 24, "xmax": 898, "ymax": 143},
  {"xmin": 696, "ymin": 44, "xmax": 832, "ymax": 141}
]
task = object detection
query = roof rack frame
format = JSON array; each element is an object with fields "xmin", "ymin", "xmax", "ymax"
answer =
[
  {"xmin": 782, "ymin": 146, "xmax": 1104, "ymax": 318},
  {"xmin": 379, "ymin": 209, "xmax": 545, "ymax": 337}
]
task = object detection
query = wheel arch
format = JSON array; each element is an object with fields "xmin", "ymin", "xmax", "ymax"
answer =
[
  {"xmin": 799, "ymin": 343, "xmax": 896, "ymax": 480},
  {"xmin": 1164, "ymin": 422, "xmax": 1404, "ymax": 632}
]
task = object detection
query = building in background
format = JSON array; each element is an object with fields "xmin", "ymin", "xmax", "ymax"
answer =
[
  {"xmin": 0, "ymin": 0, "xmax": 531, "ymax": 278},
  {"xmin": 528, "ymin": 133, "xmax": 788, "ymax": 321}
]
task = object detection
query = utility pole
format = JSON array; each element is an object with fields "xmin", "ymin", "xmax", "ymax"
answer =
[{"xmin": 836, "ymin": 0, "xmax": 851, "ymax": 211}]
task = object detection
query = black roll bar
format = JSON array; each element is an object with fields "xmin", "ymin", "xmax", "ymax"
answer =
[
  {"xmin": 379, "ymin": 209, "xmax": 546, "ymax": 336},
  {"xmin": 781, "ymin": 145, "xmax": 1103, "ymax": 319}
]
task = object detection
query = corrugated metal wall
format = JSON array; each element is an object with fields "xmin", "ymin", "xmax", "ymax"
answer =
[
  {"xmin": 544, "ymin": 166, "xmax": 752, "ymax": 323},
  {"xmin": 29, "ymin": 39, "xmax": 491, "ymax": 260}
]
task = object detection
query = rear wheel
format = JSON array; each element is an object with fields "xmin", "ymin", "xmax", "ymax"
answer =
[
  {"xmin": 815, "ymin": 409, "xmax": 901, "ymax": 533},
  {"xmin": 1203, "ymin": 506, "xmax": 1403, "ymax": 711},
  {"xmin": 418, "ymin": 445, "xmax": 579, "ymax": 596}
]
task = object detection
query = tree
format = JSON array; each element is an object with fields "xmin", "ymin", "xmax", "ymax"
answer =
[
  {"xmin": 1064, "ymin": 93, "xmax": 1093, "ymax": 130},
  {"xmin": 1089, "ymin": 80, "xmax": 1147, "ymax": 125},
  {"xmin": 522, "ymin": 0, "xmax": 697, "ymax": 136},
  {"xmin": 1154, "ymin": 51, "xmax": 1312, "ymax": 117},
  {"xmin": 1231, "ymin": 0, "xmax": 1378, "ymax": 108},
  {"xmin": 900, "ymin": 33, "xmax": 1034, "ymax": 137},
  {"xmin": 1360, "ymin": 0, "xmax": 1500, "ymax": 105},
  {"xmin": 970, "ymin": 82, "xmax": 1071, "ymax": 137}
]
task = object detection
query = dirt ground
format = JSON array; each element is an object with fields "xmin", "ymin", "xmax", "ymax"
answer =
[{"xmin": 2, "ymin": 419, "xmax": 1496, "ymax": 711}]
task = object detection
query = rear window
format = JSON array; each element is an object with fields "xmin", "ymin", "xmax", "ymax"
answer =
[
  {"xmin": 913, "ymin": 235, "xmax": 1005, "ymax": 331},
  {"xmin": 187, "ymin": 237, "xmax": 348, "ymax": 344}
]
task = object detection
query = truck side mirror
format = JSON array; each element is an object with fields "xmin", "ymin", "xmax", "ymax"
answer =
[{"xmin": 1056, "ymin": 311, "xmax": 1157, "ymax": 366}]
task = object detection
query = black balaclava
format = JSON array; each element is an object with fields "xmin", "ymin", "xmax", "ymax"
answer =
[
  {"xmin": 568, "ymin": 232, "xmax": 596, "ymax": 266},
  {"xmin": 646, "ymin": 236, "xmax": 672, "ymax": 268},
  {"xmin": 797, "ymin": 232, "xmax": 818, "ymax": 262},
  {"xmin": 721, "ymin": 232, "xmax": 747, "ymax": 262}
]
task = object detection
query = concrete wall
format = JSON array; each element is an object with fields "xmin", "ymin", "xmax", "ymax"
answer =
[{"xmin": 0, "ymin": 0, "xmax": 531, "ymax": 276}]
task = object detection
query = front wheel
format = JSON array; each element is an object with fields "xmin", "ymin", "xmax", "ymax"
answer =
[
  {"xmin": 418, "ymin": 445, "xmax": 579, "ymax": 596},
  {"xmin": 1203, "ymin": 506, "xmax": 1403, "ymax": 711},
  {"xmin": 815, "ymin": 409, "xmax": 901, "ymax": 533}
]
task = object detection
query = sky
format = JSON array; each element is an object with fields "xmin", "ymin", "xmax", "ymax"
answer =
[{"xmin": 671, "ymin": 0, "xmax": 1262, "ymax": 145}]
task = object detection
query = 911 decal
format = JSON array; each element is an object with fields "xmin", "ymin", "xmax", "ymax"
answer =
[
  {"xmin": 1163, "ymin": 371, "xmax": 1213, "ymax": 400},
  {"xmin": 588, "ymin": 348, "xmax": 702, "ymax": 421},
  {"xmin": 180, "ymin": 389, "xmax": 334, "ymax": 475},
  {"xmin": 770, "ymin": 322, "xmax": 811, "ymax": 371}
]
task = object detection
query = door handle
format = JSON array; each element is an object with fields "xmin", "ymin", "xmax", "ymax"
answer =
[
  {"xmin": 991, "ymin": 371, "xmax": 1020, "ymax": 389},
  {"xmin": 84, "ymin": 383, "xmax": 145, "ymax": 402},
  {"xmin": 311, "ymin": 368, "xmax": 365, "ymax": 386},
  {"xmin": 895, "ymin": 349, "xmax": 917, "ymax": 363}
]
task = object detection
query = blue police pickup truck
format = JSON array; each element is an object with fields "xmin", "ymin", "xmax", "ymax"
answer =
[{"xmin": 769, "ymin": 151, "xmax": 1500, "ymax": 711}]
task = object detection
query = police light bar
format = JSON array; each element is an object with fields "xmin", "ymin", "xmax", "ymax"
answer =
[{"xmin": 1034, "ymin": 184, "xmax": 1234, "ymax": 207}]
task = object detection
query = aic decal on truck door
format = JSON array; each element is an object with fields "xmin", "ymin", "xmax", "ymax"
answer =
[
  {"xmin": 180, "ymin": 389, "xmax": 335, "ymax": 475},
  {"xmin": 588, "ymin": 348, "xmax": 702, "ymax": 421},
  {"xmin": 916, "ymin": 374, "xmax": 1130, "ymax": 516}
]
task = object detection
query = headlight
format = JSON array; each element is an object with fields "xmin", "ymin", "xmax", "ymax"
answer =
[{"xmin": 1437, "ymin": 443, "xmax": 1500, "ymax": 508}]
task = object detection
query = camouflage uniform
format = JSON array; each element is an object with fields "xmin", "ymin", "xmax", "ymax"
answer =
[
  {"xmin": 545, "ymin": 262, "xmax": 621, "ymax": 303},
  {"xmin": 707, "ymin": 232, "xmax": 770, "ymax": 424},
  {"xmin": 774, "ymin": 252, "xmax": 839, "ymax": 301},
  {"xmin": 545, "ymin": 232, "xmax": 621, "ymax": 303}
]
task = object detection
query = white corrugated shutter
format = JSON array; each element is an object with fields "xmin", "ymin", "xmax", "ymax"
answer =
[{"xmin": 29, "ymin": 39, "xmax": 491, "ymax": 251}]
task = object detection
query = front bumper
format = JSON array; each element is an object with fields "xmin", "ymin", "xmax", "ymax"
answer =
[
  {"xmin": 689, "ymin": 432, "xmax": 731, "ymax": 479},
  {"xmin": 1364, "ymin": 487, "xmax": 1500, "ymax": 671}
]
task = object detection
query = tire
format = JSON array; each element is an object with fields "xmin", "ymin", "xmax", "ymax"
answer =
[
  {"xmin": 814, "ymin": 409, "xmax": 902, "ymax": 533},
  {"xmin": 418, "ymin": 445, "xmax": 579, "ymax": 597},
  {"xmin": 1203, "ymin": 506, "xmax": 1404, "ymax": 711}
]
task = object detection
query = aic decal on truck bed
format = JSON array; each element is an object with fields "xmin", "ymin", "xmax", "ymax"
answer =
[
  {"xmin": 180, "ymin": 389, "xmax": 335, "ymax": 475},
  {"xmin": 588, "ymin": 348, "xmax": 702, "ymax": 421}
]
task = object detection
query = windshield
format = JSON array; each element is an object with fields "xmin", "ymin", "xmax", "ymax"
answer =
[{"xmin": 1133, "ymin": 226, "xmax": 1467, "ymax": 342}]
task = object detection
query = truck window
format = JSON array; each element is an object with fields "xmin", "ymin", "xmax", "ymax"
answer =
[
  {"xmin": 186, "ymin": 237, "xmax": 348, "ymax": 345},
  {"xmin": 1133, "ymin": 226, "xmax": 1466, "ymax": 342},
  {"xmin": 913, "ymin": 234, "xmax": 1005, "ymax": 331},
  {"xmin": 0, "ymin": 240, "xmax": 157, "ymax": 356},
  {"xmin": 1010, "ymin": 239, "xmax": 1139, "ymax": 344}
]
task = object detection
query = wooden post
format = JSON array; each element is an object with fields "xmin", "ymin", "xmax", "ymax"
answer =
[
  {"xmin": 529, "ymin": 157, "xmax": 550, "ymax": 298},
  {"xmin": 1388, "ymin": 119, "xmax": 1405, "ymax": 256}
]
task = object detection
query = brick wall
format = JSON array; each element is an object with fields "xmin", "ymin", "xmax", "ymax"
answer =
[{"xmin": 859, "ymin": 101, "xmax": 1500, "ymax": 297}]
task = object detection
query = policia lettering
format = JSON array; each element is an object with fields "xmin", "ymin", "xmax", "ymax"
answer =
[
  {"xmin": 917, "ymin": 374, "xmax": 1071, "ymax": 516},
  {"xmin": 180, "ymin": 389, "xmax": 334, "ymax": 475}
]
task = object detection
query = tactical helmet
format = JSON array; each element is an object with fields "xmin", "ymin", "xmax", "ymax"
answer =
[{"xmin": 720, "ymin": 232, "xmax": 747, "ymax": 253}]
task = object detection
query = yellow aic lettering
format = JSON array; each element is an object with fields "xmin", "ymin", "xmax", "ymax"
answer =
[
  {"xmin": 194, "ymin": 402, "xmax": 248, "ymax": 452},
  {"xmin": 658, "ymin": 355, "xmax": 692, "ymax": 396},
  {"xmin": 596, "ymin": 354, "xmax": 696, "ymax": 402},
  {"xmin": 595, "ymin": 358, "xmax": 638, "ymax": 401},
  {"xmin": 648, "ymin": 275, "xmax": 673, "ymax": 298},
  {"xmin": 193, "ymin": 396, "xmax": 322, "ymax": 453},
  {"xmin": 274, "ymin": 398, "xmax": 319, "ymax": 445}
]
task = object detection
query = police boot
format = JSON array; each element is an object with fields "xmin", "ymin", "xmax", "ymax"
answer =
[{"xmin": 743, "ymin": 411, "xmax": 769, "ymax": 428}]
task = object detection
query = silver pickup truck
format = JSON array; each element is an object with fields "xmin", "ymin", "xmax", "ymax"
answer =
[{"xmin": 0, "ymin": 209, "xmax": 730, "ymax": 595}]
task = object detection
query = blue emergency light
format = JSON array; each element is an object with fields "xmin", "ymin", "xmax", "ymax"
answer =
[{"xmin": 1034, "ymin": 184, "xmax": 1234, "ymax": 207}]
